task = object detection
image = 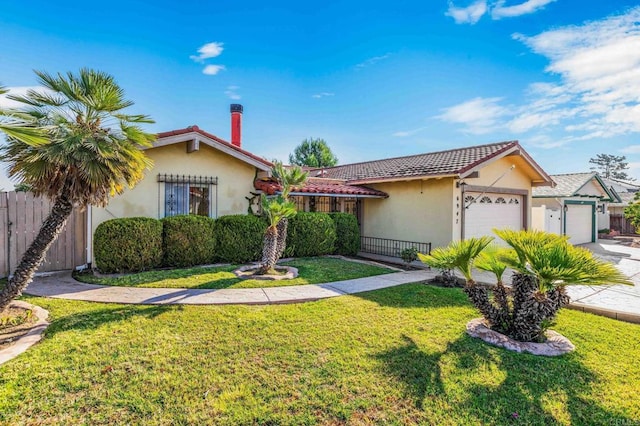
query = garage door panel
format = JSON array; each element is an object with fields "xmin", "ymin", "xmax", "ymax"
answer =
[
  {"xmin": 565, "ymin": 204, "xmax": 593, "ymax": 245},
  {"xmin": 464, "ymin": 193, "xmax": 523, "ymax": 240}
]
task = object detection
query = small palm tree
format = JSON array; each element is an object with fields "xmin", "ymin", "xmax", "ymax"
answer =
[
  {"xmin": 494, "ymin": 229, "xmax": 630, "ymax": 341},
  {"xmin": 271, "ymin": 162, "xmax": 307, "ymax": 259},
  {"xmin": 0, "ymin": 69, "xmax": 154, "ymax": 312},
  {"xmin": 256, "ymin": 162, "xmax": 307, "ymax": 274},
  {"xmin": 419, "ymin": 230, "xmax": 632, "ymax": 343}
]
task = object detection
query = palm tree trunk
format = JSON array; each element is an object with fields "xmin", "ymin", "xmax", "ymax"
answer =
[
  {"xmin": 0, "ymin": 194, "xmax": 73, "ymax": 312},
  {"xmin": 257, "ymin": 226, "xmax": 279, "ymax": 275},
  {"xmin": 275, "ymin": 217, "xmax": 288, "ymax": 259}
]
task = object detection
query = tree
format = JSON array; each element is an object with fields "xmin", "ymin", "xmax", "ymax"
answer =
[
  {"xmin": 288, "ymin": 138, "xmax": 338, "ymax": 168},
  {"xmin": 418, "ymin": 230, "xmax": 631, "ymax": 343},
  {"xmin": 624, "ymin": 192, "xmax": 640, "ymax": 232},
  {"xmin": 0, "ymin": 69, "xmax": 155, "ymax": 312},
  {"xmin": 589, "ymin": 154, "xmax": 634, "ymax": 180},
  {"xmin": 257, "ymin": 162, "xmax": 307, "ymax": 274}
]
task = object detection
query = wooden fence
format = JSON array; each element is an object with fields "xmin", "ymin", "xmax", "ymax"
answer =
[
  {"xmin": 610, "ymin": 214, "xmax": 637, "ymax": 235},
  {"xmin": 0, "ymin": 191, "xmax": 87, "ymax": 278}
]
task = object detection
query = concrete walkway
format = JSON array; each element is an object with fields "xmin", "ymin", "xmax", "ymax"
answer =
[
  {"xmin": 25, "ymin": 269, "xmax": 437, "ymax": 305},
  {"xmin": 564, "ymin": 240, "xmax": 640, "ymax": 317}
]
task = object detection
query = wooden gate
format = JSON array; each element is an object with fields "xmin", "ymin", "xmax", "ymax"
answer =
[{"xmin": 0, "ymin": 191, "xmax": 87, "ymax": 278}]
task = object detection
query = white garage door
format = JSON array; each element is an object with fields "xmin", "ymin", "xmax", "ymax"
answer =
[
  {"xmin": 565, "ymin": 204, "xmax": 593, "ymax": 245},
  {"xmin": 464, "ymin": 192, "xmax": 523, "ymax": 240}
]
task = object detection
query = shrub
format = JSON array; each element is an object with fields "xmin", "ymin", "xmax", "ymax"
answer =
[
  {"xmin": 328, "ymin": 213, "xmax": 360, "ymax": 256},
  {"xmin": 214, "ymin": 214, "xmax": 266, "ymax": 263},
  {"xmin": 94, "ymin": 217, "xmax": 163, "ymax": 273},
  {"xmin": 285, "ymin": 212, "xmax": 336, "ymax": 257},
  {"xmin": 162, "ymin": 215, "xmax": 216, "ymax": 267}
]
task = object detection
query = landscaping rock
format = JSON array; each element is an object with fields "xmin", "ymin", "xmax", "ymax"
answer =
[
  {"xmin": 0, "ymin": 301, "xmax": 50, "ymax": 365},
  {"xmin": 233, "ymin": 264, "xmax": 299, "ymax": 280},
  {"xmin": 466, "ymin": 318, "xmax": 575, "ymax": 356}
]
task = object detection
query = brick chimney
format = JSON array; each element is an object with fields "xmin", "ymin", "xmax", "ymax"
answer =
[{"xmin": 230, "ymin": 104, "xmax": 243, "ymax": 147}]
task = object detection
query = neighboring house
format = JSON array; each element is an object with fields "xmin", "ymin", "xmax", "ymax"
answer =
[
  {"xmin": 531, "ymin": 172, "xmax": 619, "ymax": 244},
  {"xmin": 89, "ymin": 105, "xmax": 273, "ymax": 261},
  {"xmin": 293, "ymin": 141, "xmax": 554, "ymax": 251},
  {"xmin": 601, "ymin": 177, "xmax": 640, "ymax": 234}
]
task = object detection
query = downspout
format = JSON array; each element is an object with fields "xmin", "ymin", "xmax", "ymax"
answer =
[
  {"xmin": 553, "ymin": 198, "xmax": 566, "ymax": 235},
  {"xmin": 86, "ymin": 205, "xmax": 92, "ymax": 266}
]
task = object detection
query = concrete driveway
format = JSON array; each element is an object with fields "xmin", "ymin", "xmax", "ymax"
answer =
[{"xmin": 567, "ymin": 239, "xmax": 640, "ymax": 316}]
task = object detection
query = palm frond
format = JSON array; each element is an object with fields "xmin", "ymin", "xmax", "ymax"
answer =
[
  {"xmin": 474, "ymin": 245, "xmax": 510, "ymax": 283},
  {"xmin": 418, "ymin": 236, "xmax": 493, "ymax": 282}
]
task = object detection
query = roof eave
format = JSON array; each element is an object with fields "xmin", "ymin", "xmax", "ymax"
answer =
[{"xmin": 148, "ymin": 130, "xmax": 272, "ymax": 171}]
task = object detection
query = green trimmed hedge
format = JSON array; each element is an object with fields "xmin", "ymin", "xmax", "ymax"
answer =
[
  {"xmin": 214, "ymin": 214, "xmax": 266, "ymax": 263},
  {"xmin": 162, "ymin": 215, "xmax": 216, "ymax": 267},
  {"xmin": 94, "ymin": 217, "xmax": 163, "ymax": 273},
  {"xmin": 285, "ymin": 212, "xmax": 336, "ymax": 257},
  {"xmin": 328, "ymin": 213, "xmax": 360, "ymax": 256}
]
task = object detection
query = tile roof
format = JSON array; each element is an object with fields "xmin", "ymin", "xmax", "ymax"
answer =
[
  {"xmin": 601, "ymin": 177, "xmax": 640, "ymax": 206},
  {"xmin": 532, "ymin": 172, "xmax": 617, "ymax": 201},
  {"xmin": 311, "ymin": 141, "xmax": 519, "ymax": 182},
  {"xmin": 156, "ymin": 125, "xmax": 273, "ymax": 168},
  {"xmin": 254, "ymin": 178, "xmax": 388, "ymax": 198}
]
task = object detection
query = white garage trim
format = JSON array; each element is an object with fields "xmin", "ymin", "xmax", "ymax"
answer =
[
  {"xmin": 461, "ymin": 185, "xmax": 528, "ymax": 240},
  {"xmin": 564, "ymin": 200, "xmax": 596, "ymax": 244}
]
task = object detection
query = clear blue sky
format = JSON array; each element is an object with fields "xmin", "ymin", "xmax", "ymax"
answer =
[{"xmin": 2, "ymin": 0, "xmax": 640, "ymax": 189}]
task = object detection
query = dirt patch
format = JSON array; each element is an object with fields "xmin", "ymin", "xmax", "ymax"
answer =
[{"xmin": 0, "ymin": 306, "xmax": 37, "ymax": 351}]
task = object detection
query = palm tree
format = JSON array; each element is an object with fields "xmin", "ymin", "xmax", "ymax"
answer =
[
  {"xmin": 419, "ymin": 230, "xmax": 632, "ymax": 343},
  {"xmin": 257, "ymin": 162, "xmax": 307, "ymax": 274},
  {"xmin": 0, "ymin": 69, "xmax": 154, "ymax": 312},
  {"xmin": 495, "ymin": 229, "xmax": 631, "ymax": 341}
]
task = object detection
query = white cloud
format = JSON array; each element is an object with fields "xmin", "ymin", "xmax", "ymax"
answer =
[
  {"xmin": 392, "ymin": 127, "xmax": 428, "ymax": 137},
  {"xmin": 202, "ymin": 65, "xmax": 226, "ymax": 75},
  {"xmin": 190, "ymin": 42, "xmax": 224, "ymax": 63},
  {"xmin": 311, "ymin": 92, "xmax": 334, "ymax": 99},
  {"xmin": 355, "ymin": 54, "xmax": 391, "ymax": 69},
  {"xmin": 446, "ymin": 0, "xmax": 555, "ymax": 24},
  {"xmin": 439, "ymin": 7, "xmax": 640, "ymax": 147},
  {"xmin": 491, "ymin": 0, "xmax": 556, "ymax": 20},
  {"xmin": 621, "ymin": 145, "xmax": 640, "ymax": 154},
  {"xmin": 445, "ymin": 0, "xmax": 487, "ymax": 24},
  {"xmin": 436, "ymin": 97, "xmax": 508, "ymax": 134},
  {"xmin": 225, "ymin": 86, "xmax": 241, "ymax": 100}
]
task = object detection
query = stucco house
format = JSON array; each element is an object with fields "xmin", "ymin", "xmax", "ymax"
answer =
[
  {"xmin": 531, "ymin": 172, "xmax": 619, "ymax": 244},
  {"xmin": 89, "ymin": 104, "xmax": 555, "ymax": 261},
  {"xmin": 303, "ymin": 141, "xmax": 554, "ymax": 251}
]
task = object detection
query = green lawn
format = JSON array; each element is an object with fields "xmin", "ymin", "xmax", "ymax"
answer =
[
  {"xmin": 74, "ymin": 257, "xmax": 395, "ymax": 289},
  {"xmin": 1, "ymin": 285, "xmax": 639, "ymax": 425}
]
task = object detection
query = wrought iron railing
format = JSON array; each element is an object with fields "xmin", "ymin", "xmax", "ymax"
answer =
[{"xmin": 360, "ymin": 236, "xmax": 431, "ymax": 257}]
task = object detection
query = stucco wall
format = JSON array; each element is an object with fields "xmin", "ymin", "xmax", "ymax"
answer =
[
  {"xmin": 458, "ymin": 156, "xmax": 535, "ymax": 236},
  {"xmin": 362, "ymin": 178, "xmax": 455, "ymax": 249},
  {"xmin": 91, "ymin": 142, "xmax": 258, "ymax": 237}
]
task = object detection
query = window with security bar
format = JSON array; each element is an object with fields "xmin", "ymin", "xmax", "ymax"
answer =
[{"xmin": 158, "ymin": 174, "xmax": 218, "ymax": 218}]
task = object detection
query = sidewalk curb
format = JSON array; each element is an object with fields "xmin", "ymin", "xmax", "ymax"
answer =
[{"xmin": 566, "ymin": 303, "xmax": 640, "ymax": 325}]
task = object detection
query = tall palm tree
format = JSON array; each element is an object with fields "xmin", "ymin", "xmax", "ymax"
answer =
[
  {"xmin": 0, "ymin": 69, "xmax": 154, "ymax": 312},
  {"xmin": 257, "ymin": 162, "xmax": 307, "ymax": 274}
]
